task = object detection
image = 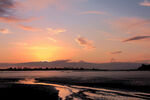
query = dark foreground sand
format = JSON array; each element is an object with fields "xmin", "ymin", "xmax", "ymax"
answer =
[
  {"xmin": 0, "ymin": 78, "xmax": 59, "ymax": 100},
  {"xmin": 37, "ymin": 77, "xmax": 150, "ymax": 93},
  {"xmin": 0, "ymin": 78, "xmax": 150, "ymax": 100}
]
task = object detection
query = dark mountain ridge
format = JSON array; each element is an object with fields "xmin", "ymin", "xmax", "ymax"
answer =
[{"xmin": 0, "ymin": 60, "xmax": 142, "ymax": 70}]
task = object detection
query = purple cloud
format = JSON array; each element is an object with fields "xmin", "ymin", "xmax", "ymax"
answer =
[{"xmin": 123, "ymin": 36, "xmax": 150, "ymax": 42}]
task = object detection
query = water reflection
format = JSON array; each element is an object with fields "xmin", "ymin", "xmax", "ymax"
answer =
[
  {"xmin": 1, "ymin": 71, "xmax": 150, "ymax": 79},
  {"xmin": 17, "ymin": 78, "xmax": 79, "ymax": 100},
  {"xmin": 18, "ymin": 78, "xmax": 36, "ymax": 84},
  {"xmin": 56, "ymin": 87, "xmax": 72, "ymax": 100}
]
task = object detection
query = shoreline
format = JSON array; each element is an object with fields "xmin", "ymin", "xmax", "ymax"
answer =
[
  {"xmin": 0, "ymin": 70, "xmax": 150, "ymax": 100},
  {"xmin": 0, "ymin": 77, "xmax": 150, "ymax": 93},
  {"xmin": 0, "ymin": 80, "xmax": 59, "ymax": 100},
  {"xmin": 37, "ymin": 77, "xmax": 150, "ymax": 94},
  {"xmin": 0, "ymin": 69, "xmax": 149, "ymax": 71}
]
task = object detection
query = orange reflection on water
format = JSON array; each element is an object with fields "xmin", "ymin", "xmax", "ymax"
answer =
[
  {"xmin": 17, "ymin": 78, "xmax": 76, "ymax": 100},
  {"xmin": 18, "ymin": 78, "xmax": 36, "ymax": 84}
]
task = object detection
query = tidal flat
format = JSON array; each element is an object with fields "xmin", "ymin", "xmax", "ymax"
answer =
[{"xmin": 0, "ymin": 71, "xmax": 150, "ymax": 100}]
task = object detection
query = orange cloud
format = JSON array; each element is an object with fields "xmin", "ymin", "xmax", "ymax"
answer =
[
  {"xmin": 18, "ymin": 0, "xmax": 88, "ymax": 11},
  {"xmin": 0, "ymin": 28, "xmax": 11, "ymax": 34},
  {"xmin": 110, "ymin": 51, "xmax": 122, "ymax": 54},
  {"xmin": 47, "ymin": 37, "xmax": 58, "ymax": 42},
  {"xmin": 107, "ymin": 38, "xmax": 122, "ymax": 42},
  {"xmin": 10, "ymin": 42, "xmax": 28, "ymax": 46},
  {"xmin": 19, "ymin": 0, "xmax": 57, "ymax": 10},
  {"xmin": 47, "ymin": 28, "xmax": 66, "ymax": 34},
  {"xmin": 81, "ymin": 11, "xmax": 107, "ymax": 15},
  {"xmin": 75, "ymin": 36, "xmax": 95, "ymax": 49},
  {"xmin": 111, "ymin": 17, "xmax": 150, "ymax": 35},
  {"xmin": 18, "ymin": 0, "xmax": 68, "ymax": 11},
  {"xmin": 0, "ymin": 16, "xmax": 37, "ymax": 23},
  {"xmin": 139, "ymin": 0, "xmax": 150, "ymax": 7},
  {"xmin": 18, "ymin": 24, "xmax": 41, "ymax": 31}
]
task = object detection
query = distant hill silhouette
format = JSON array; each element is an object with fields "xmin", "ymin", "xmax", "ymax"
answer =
[
  {"xmin": 0, "ymin": 60, "xmax": 142, "ymax": 70},
  {"xmin": 137, "ymin": 64, "xmax": 150, "ymax": 71}
]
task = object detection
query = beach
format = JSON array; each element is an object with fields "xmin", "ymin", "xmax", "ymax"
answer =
[
  {"xmin": 0, "ymin": 71, "xmax": 150, "ymax": 100},
  {"xmin": 0, "ymin": 78, "xmax": 59, "ymax": 100}
]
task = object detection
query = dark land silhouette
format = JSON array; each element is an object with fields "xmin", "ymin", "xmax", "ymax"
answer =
[
  {"xmin": 0, "ymin": 62, "xmax": 150, "ymax": 100},
  {"xmin": 0, "ymin": 82, "xmax": 59, "ymax": 100},
  {"xmin": 0, "ymin": 63, "xmax": 149, "ymax": 71},
  {"xmin": 137, "ymin": 64, "xmax": 150, "ymax": 71},
  {"xmin": 0, "ymin": 60, "xmax": 142, "ymax": 70},
  {"xmin": 0, "ymin": 76, "xmax": 150, "ymax": 98},
  {"xmin": 0, "ymin": 67, "xmax": 107, "ymax": 71}
]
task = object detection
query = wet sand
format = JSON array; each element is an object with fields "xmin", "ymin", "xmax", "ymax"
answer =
[
  {"xmin": 37, "ymin": 77, "xmax": 150, "ymax": 93},
  {"xmin": 0, "ymin": 70, "xmax": 150, "ymax": 100},
  {"xmin": 0, "ymin": 78, "xmax": 59, "ymax": 100},
  {"xmin": 0, "ymin": 78, "xmax": 150, "ymax": 100}
]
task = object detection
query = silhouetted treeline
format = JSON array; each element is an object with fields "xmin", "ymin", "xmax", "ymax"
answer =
[
  {"xmin": 0, "ymin": 64, "xmax": 149, "ymax": 71},
  {"xmin": 0, "ymin": 60, "xmax": 141, "ymax": 70},
  {"xmin": 137, "ymin": 64, "xmax": 150, "ymax": 71},
  {"xmin": 0, "ymin": 67, "xmax": 106, "ymax": 71}
]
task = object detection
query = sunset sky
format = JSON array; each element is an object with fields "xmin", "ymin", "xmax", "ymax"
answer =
[{"xmin": 0, "ymin": 0, "xmax": 150, "ymax": 63}]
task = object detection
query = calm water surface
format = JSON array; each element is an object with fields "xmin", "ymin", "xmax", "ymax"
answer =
[{"xmin": 0, "ymin": 71, "xmax": 150, "ymax": 79}]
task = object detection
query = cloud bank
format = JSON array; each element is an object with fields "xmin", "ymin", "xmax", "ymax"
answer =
[
  {"xmin": 0, "ymin": 0, "xmax": 37, "ymax": 23},
  {"xmin": 0, "ymin": 0, "xmax": 15, "ymax": 17}
]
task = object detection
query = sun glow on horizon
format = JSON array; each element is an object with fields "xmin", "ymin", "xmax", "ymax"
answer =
[{"xmin": 0, "ymin": 0, "xmax": 150, "ymax": 63}]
